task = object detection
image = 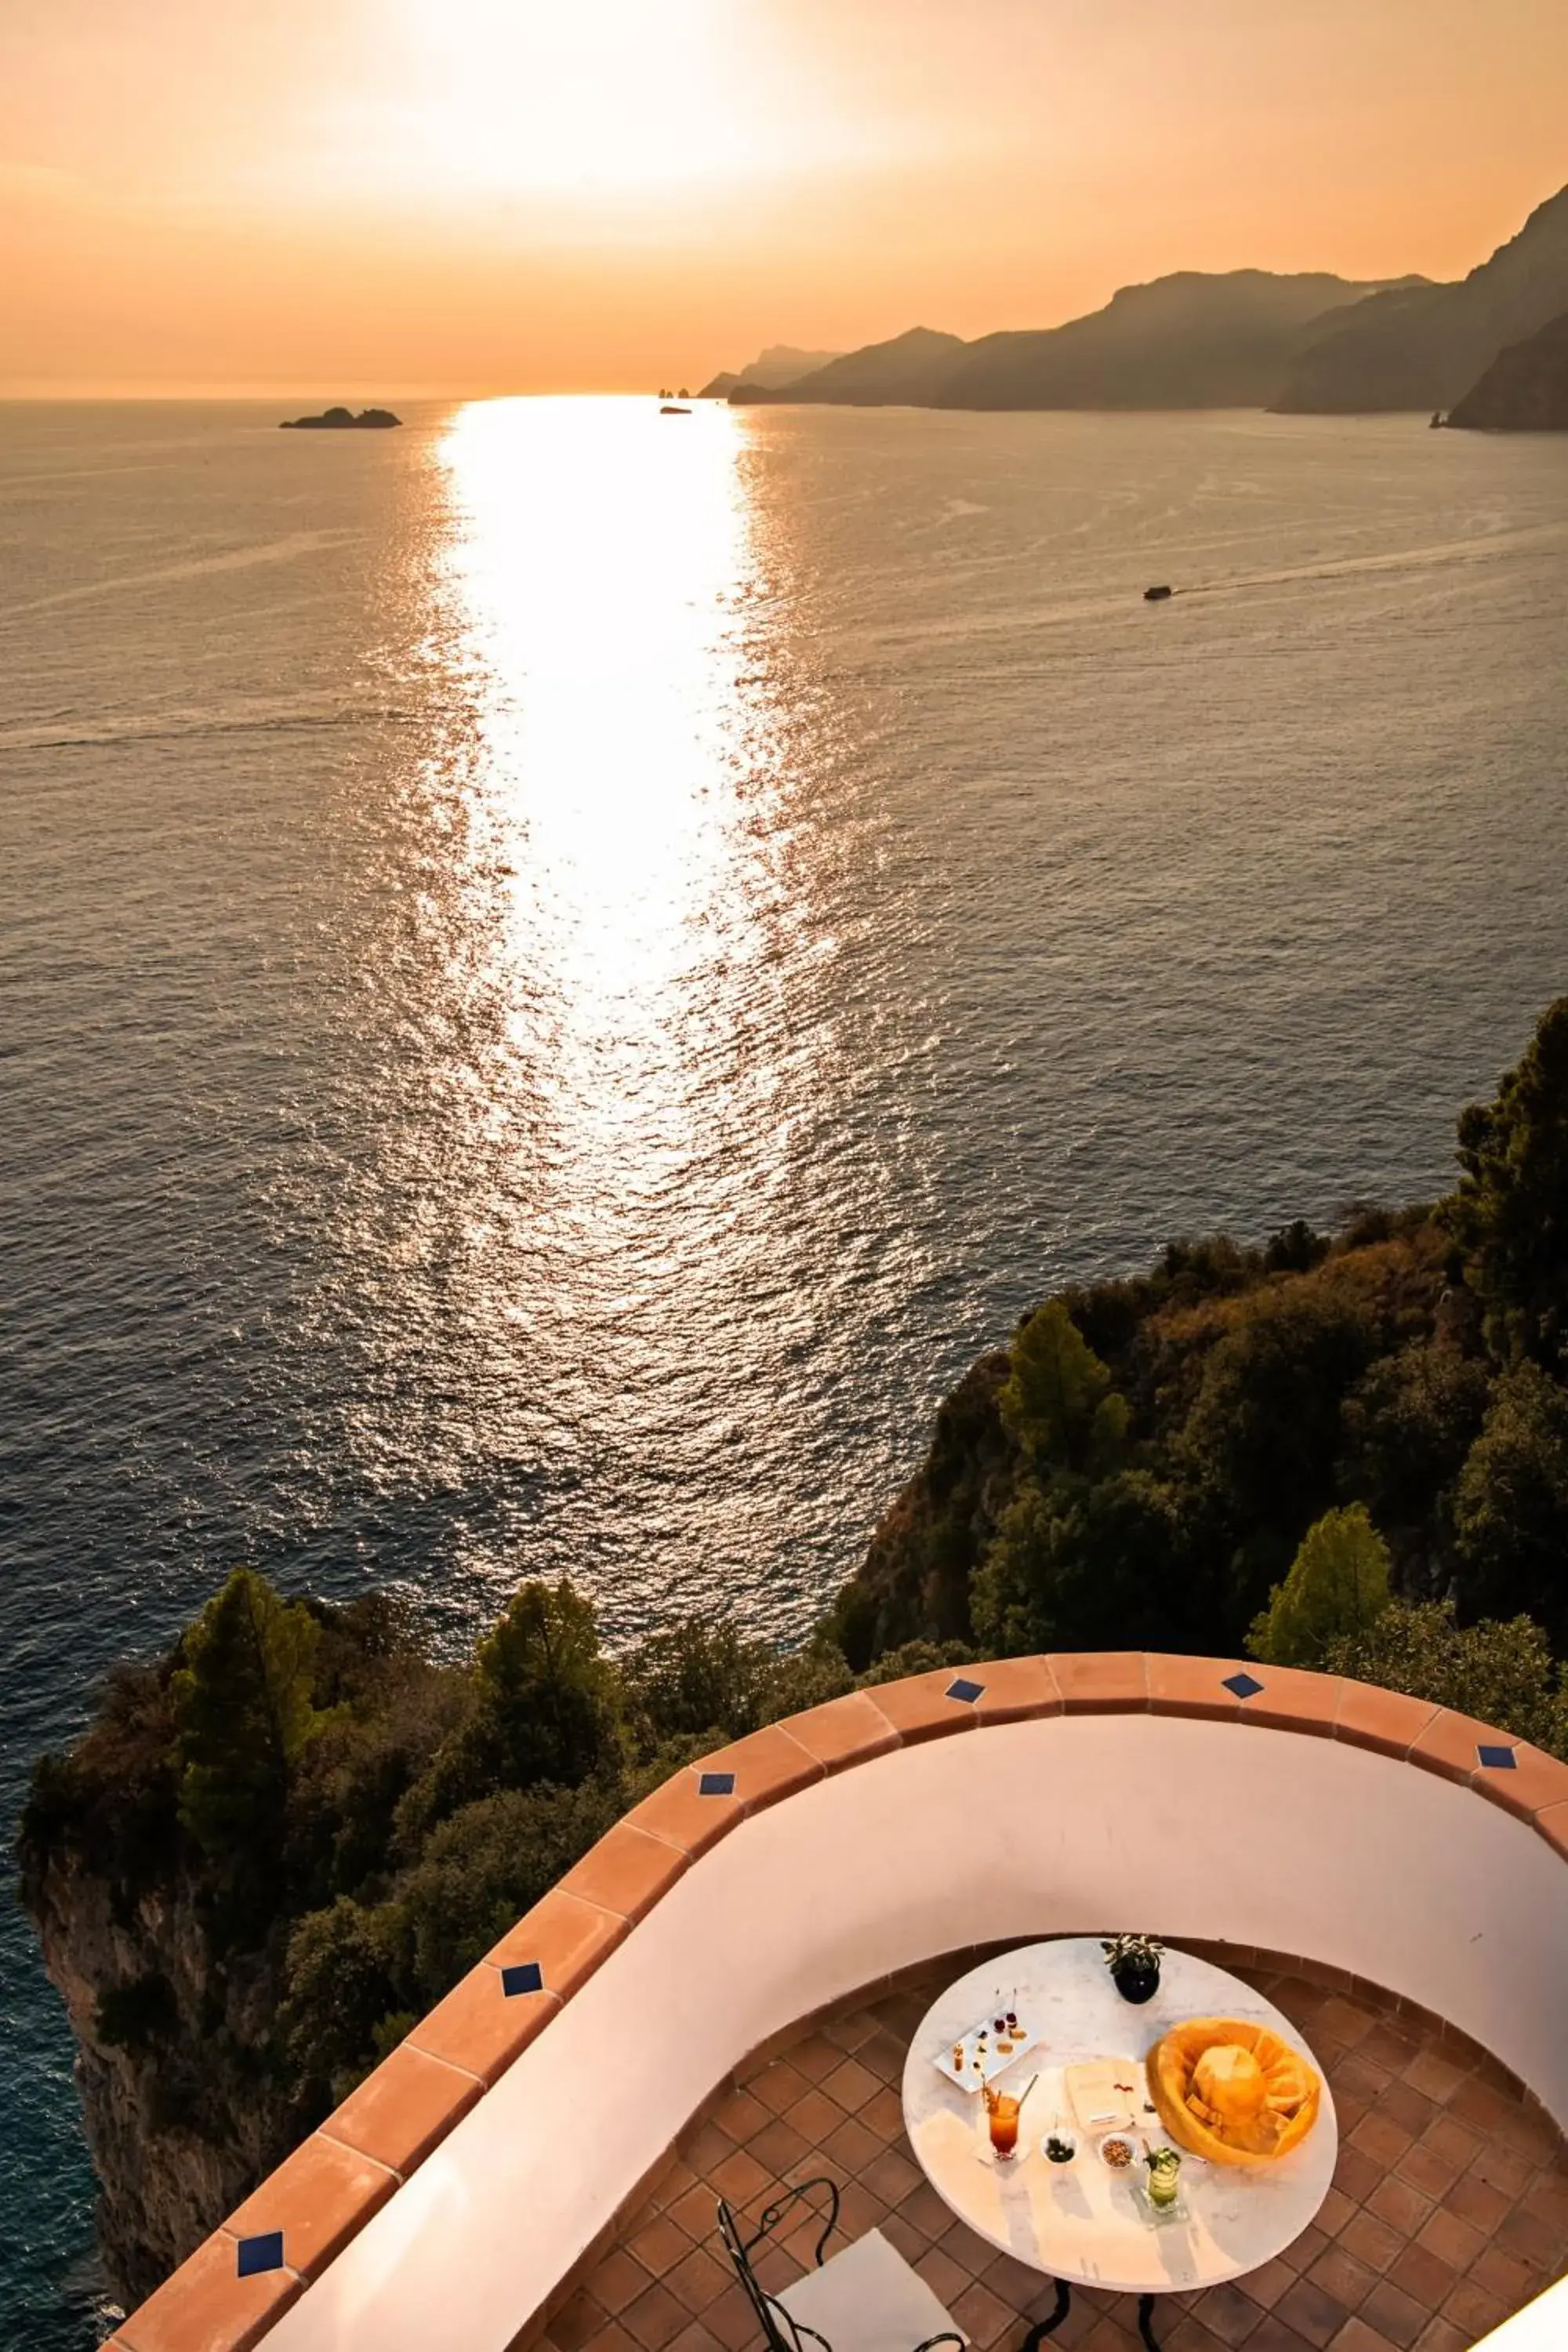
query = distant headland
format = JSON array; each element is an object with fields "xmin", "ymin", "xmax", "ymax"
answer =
[
  {"xmin": 279, "ymin": 405, "xmax": 401, "ymax": 430},
  {"xmin": 698, "ymin": 180, "xmax": 1568, "ymax": 418}
]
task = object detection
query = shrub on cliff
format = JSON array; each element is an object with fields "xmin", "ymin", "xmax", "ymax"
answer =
[
  {"xmin": 1450, "ymin": 994, "xmax": 1568, "ymax": 1367},
  {"xmin": 1328, "ymin": 1601, "xmax": 1568, "ymax": 1759}
]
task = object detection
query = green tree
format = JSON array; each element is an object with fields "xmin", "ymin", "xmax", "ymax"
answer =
[
  {"xmin": 1182, "ymin": 1290, "xmax": 1376, "ymax": 1559},
  {"xmin": 1338, "ymin": 1341, "xmax": 1490, "ymax": 1555},
  {"xmin": 1328, "ymin": 1601, "xmax": 1568, "ymax": 1759},
  {"xmin": 1449, "ymin": 996, "xmax": 1568, "ymax": 1366},
  {"xmin": 972, "ymin": 1469, "xmax": 1207, "ymax": 1657},
  {"xmin": 279, "ymin": 1896, "xmax": 407, "ymax": 2108},
  {"xmin": 411, "ymin": 1579, "xmax": 621, "ymax": 1824},
  {"xmin": 619, "ymin": 1618, "xmax": 772, "ymax": 1749},
  {"xmin": 171, "ymin": 1570, "xmax": 321, "ymax": 1868},
  {"xmin": 998, "ymin": 1301, "xmax": 1129, "ymax": 1475},
  {"xmin": 398, "ymin": 1783, "xmax": 622, "ymax": 1998},
  {"xmin": 1451, "ymin": 1362, "xmax": 1568, "ymax": 1646},
  {"xmin": 1247, "ymin": 1504, "xmax": 1392, "ymax": 1668}
]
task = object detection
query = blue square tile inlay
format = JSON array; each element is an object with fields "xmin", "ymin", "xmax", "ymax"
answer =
[
  {"xmin": 1477, "ymin": 1743, "xmax": 1517, "ymax": 1770},
  {"xmin": 699, "ymin": 1770, "xmax": 735, "ymax": 1798},
  {"xmin": 238, "ymin": 2231, "xmax": 285, "ymax": 2279},
  {"xmin": 1223, "ymin": 1671, "xmax": 1265, "ymax": 1700},
  {"xmin": 946, "ymin": 1677, "xmax": 985, "ymax": 1704},
  {"xmin": 501, "ymin": 1961, "xmax": 543, "ymax": 1998}
]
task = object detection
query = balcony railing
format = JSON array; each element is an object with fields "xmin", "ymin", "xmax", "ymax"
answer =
[{"xmin": 107, "ymin": 1653, "xmax": 1568, "ymax": 2352}]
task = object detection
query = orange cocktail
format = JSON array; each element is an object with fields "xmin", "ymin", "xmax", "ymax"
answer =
[{"xmin": 983, "ymin": 2087, "xmax": 1020, "ymax": 2158}]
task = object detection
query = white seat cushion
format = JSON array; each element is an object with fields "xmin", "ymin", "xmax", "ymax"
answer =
[{"xmin": 775, "ymin": 2228, "xmax": 966, "ymax": 2352}]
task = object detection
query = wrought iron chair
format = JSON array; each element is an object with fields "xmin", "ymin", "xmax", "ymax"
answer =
[{"xmin": 717, "ymin": 2180, "xmax": 967, "ymax": 2352}]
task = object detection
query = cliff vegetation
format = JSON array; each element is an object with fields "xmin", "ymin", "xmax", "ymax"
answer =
[{"xmin": 20, "ymin": 996, "xmax": 1568, "ymax": 2302}]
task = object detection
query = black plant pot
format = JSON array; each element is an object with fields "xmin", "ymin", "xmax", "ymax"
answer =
[{"xmin": 1111, "ymin": 1957, "xmax": 1160, "ymax": 2005}]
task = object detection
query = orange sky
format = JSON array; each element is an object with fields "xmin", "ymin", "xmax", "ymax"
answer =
[{"xmin": 2, "ymin": 0, "xmax": 1566, "ymax": 395}]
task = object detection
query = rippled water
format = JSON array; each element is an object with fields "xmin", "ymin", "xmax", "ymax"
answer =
[{"xmin": 3, "ymin": 397, "xmax": 1567, "ymax": 2340}]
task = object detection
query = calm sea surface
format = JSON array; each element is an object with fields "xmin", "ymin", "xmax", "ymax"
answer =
[{"xmin": 3, "ymin": 397, "xmax": 1566, "ymax": 2340}]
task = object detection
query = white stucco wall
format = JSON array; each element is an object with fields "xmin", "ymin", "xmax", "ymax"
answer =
[{"xmin": 265, "ymin": 1712, "xmax": 1568, "ymax": 2352}]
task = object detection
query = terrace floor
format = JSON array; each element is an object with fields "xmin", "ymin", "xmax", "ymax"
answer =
[{"xmin": 539, "ymin": 1951, "xmax": 1568, "ymax": 2352}]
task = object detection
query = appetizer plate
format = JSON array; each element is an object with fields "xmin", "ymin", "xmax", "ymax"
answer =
[{"xmin": 932, "ymin": 2005, "xmax": 1036, "ymax": 2091}]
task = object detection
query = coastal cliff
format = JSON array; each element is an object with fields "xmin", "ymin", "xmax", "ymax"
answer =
[
  {"xmin": 22, "ymin": 996, "xmax": 1568, "ymax": 2307},
  {"xmin": 1446, "ymin": 312, "xmax": 1568, "ymax": 430}
]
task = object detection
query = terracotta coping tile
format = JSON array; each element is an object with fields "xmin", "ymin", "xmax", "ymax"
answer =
[
  {"xmin": 1237, "ymin": 1665, "xmax": 1342, "ymax": 1737},
  {"xmin": 487, "ymin": 1888, "xmax": 630, "ymax": 1997},
  {"xmin": 691, "ymin": 1722, "xmax": 825, "ymax": 1814},
  {"xmin": 318, "ymin": 2042, "xmax": 484, "ymax": 2180},
  {"xmin": 860, "ymin": 1669, "xmax": 986, "ymax": 1745},
  {"xmin": 1334, "ymin": 1679, "xmax": 1441, "ymax": 1761},
  {"xmin": 622, "ymin": 1775, "xmax": 742, "ymax": 1864},
  {"xmin": 781, "ymin": 1691, "xmax": 902, "ymax": 1773},
  {"xmin": 1533, "ymin": 1798, "xmax": 1568, "ymax": 1860},
  {"xmin": 1467, "ymin": 1740, "xmax": 1568, "ymax": 1824},
  {"xmin": 1410, "ymin": 1708, "xmax": 1520, "ymax": 1788},
  {"xmin": 117, "ymin": 2230, "xmax": 302, "ymax": 2352},
  {"xmin": 1145, "ymin": 1653, "xmax": 1247, "ymax": 1722},
  {"xmin": 562, "ymin": 1820, "xmax": 695, "ymax": 1915},
  {"xmin": 1047, "ymin": 1651, "xmax": 1149, "ymax": 1712},
  {"xmin": 970, "ymin": 1653, "xmax": 1062, "ymax": 1725},
  {"xmin": 227, "ymin": 2131, "xmax": 397, "ymax": 2285},
  {"xmin": 407, "ymin": 1961, "xmax": 560, "ymax": 2085}
]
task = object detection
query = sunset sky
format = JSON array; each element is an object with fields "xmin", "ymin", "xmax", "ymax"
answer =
[{"xmin": 3, "ymin": 0, "xmax": 1566, "ymax": 395}]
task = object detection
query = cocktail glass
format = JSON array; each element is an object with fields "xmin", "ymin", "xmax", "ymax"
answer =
[
  {"xmin": 1146, "ymin": 2147, "xmax": 1182, "ymax": 2209},
  {"xmin": 983, "ymin": 2087, "xmax": 1021, "ymax": 2159}
]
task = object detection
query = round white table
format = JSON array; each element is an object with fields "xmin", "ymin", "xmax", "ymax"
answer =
[{"xmin": 900, "ymin": 1940, "xmax": 1338, "ymax": 2352}]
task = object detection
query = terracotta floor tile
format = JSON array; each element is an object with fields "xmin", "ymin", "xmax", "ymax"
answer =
[
  {"xmin": 1356, "ymin": 2280, "xmax": 1428, "ymax": 2350},
  {"xmin": 1333, "ymin": 2149, "xmax": 1382, "ymax": 2206},
  {"xmin": 621, "ymin": 2282, "xmax": 691, "ymax": 2352},
  {"xmin": 1190, "ymin": 2280, "xmax": 1264, "ymax": 2343},
  {"xmin": 699, "ymin": 2287, "xmax": 758, "ymax": 2352},
  {"xmin": 820, "ymin": 2114, "xmax": 883, "ymax": 2175},
  {"xmin": 1277, "ymin": 2225, "xmax": 1332, "ymax": 2278},
  {"xmin": 1350, "ymin": 2114, "xmax": 1414, "ymax": 2170},
  {"xmin": 1385, "ymin": 2243, "xmax": 1454, "ymax": 2317},
  {"xmin": 662, "ymin": 2246, "xmax": 730, "ymax": 2318},
  {"xmin": 1323, "ymin": 2321, "xmax": 1399, "ymax": 2352},
  {"xmin": 551, "ymin": 2290, "xmax": 612, "ymax": 2352},
  {"xmin": 1495, "ymin": 2200, "xmax": 1564, "ymax": 2273},
  {"xmin": 1338, "ymin": 2211, "xmax": 1401, "ymax": 2278},
  {"xmin": 1316, "ymin": 2187, "xmax": 1356, "ymax": 2241},
  {"xmin": 1408, "ymin": 2321, "xmax": 1467, "ymax": 2352},
  {"xmin": 590, "ymin": 2252, "xmax": 659, "ymax": 2316},
  {"xmin": 859, "ymin": 2143, "xmax": 921, "ymax": 2208},
  {"xmin": 1438, "ymin": 2276, "xmax": 1508, "ymax": 2339},
  {"xmin": 821, "ymin": 2007, "xmax": 880, "ymax": 2053},
  {"xmin": 667, "ymin": 2325, "xmax": 725, "ymax": 2352},
  {"xmin": 1444, "ymin": 2171, "xmax": 1509, "ymax": 2234},
  {"xmin": 1305, "ymin": 2245, "xmax": 1375, "ymax": 2313},
  {"xmin": 1237, "ymin": 2256, "xmax": 1301, "ymax": 2311},
  {"xmin": 629, "ymin": 2218, "xmax": 691, "ymax": 2280},
  {"xmin": 820, "ymin": 2055, "xmax": 880, "ymax": 2115},
  {"xmin": 913, "ymin": 2243, "xmax": 971, "ymax": 2309},
  {"xmin": 787, "ymin": 2035, "xmax": 842, "ymax": 2085},
  {"xmin": 1243, "ymin": 2318, "xmax": 1319, "ymax": 2352},
  {"xmin": 1465, "ymin": 2140, "xmax": 1533, "ymax": 2198},
  {"xmin": 1393, "ymin": 2143, "xmax": 1461, "ymax": 2203},
  {"xmin": 1366, "ymin": 2178, "xmax": 1433, "ymax": 2239},
  {"xmin": 1400, "ymin": 2051, "xmax": 1466, "ymax": 2106},
  {"xmin": 583, "ymin": 2325, "xmax": 642, "ymax": 2352},
  {"xmin": 709, "ymin": 2149, "xmax": 772, "ymax": 2209},
  {"xmin": 1471, "ymin": 2242, "xmax": 1545, "ymax": 2306},
  {"xmin": 782, "ymin": 2087, "xmax": 842, "ymax": 2147},
  {"xmin": 1274, "ymin": 2276, "xmax": 1348, "ymax": 2347},
  {"xmin": 1412, "ymin": 2209, "xmax": 1481, "ymax": 2275}
]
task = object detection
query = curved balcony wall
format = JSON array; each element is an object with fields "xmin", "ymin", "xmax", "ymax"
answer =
[{"xmin": 108, "ymin": 1654, "xmax": 1568, "ymax": 2352}]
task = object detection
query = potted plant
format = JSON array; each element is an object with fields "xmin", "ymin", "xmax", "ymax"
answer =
[{"xmin": 1102, "ymin": 1933, "xmax": 1163, "ymax": 2004}]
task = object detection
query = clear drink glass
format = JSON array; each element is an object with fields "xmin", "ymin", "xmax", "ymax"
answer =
[{"xmin": 983, "ymin": 2088, "xmax": 1021, "ymax": 2158}]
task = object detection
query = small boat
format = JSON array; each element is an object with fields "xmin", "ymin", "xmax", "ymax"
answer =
[
  {"xmin": 1143, "ymin": 584, "xmax": 1173, "ymax": 601},
  {"xmin": 660, "ymin": 403, "xmax": 691, "ymax": 415}
]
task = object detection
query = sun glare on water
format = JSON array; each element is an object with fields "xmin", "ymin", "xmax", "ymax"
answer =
[{"xmin": 430, "ymin": 394, "xmax": 793, "ymax": 1235}]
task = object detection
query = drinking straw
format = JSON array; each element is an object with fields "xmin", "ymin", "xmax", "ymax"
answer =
[{"xmin": 1018, "ymin": 2074, "xmax": 1040, "ymax": 2112}]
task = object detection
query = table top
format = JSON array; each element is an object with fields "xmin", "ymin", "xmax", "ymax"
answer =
[{"xmin": 899, "ymin": 1938, "xmax": 1338, "ymax": 2299}]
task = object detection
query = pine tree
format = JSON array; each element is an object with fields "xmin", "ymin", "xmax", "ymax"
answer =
[
  {"xmin": 1247, "ymin": 1504, "xmax": 1392, "ymax": 1669},
  {"xmin": 171, "ymin": 1568, "xmax": 321, "ymax": 1867}
]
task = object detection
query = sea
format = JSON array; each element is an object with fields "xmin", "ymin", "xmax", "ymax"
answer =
[{"xmin": 3, "ymin": 396, "xmax": 1566, "ymax": 2343}]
